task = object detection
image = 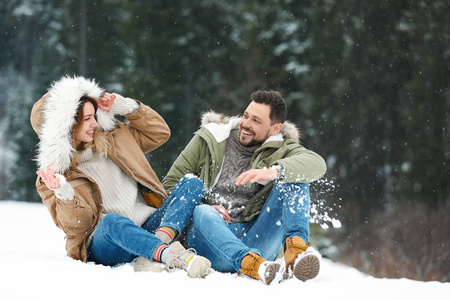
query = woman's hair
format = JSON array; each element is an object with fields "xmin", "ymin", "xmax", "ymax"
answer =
[
  {"xmin": 74, "ymin": 96, "xmax": 98, "ymax": 128},
  {"xmin": 69, "ymin": 96, "xmax": 110, "ymax": 171}
]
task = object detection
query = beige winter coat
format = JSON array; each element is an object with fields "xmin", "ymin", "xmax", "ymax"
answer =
[{"xmin": 30, "ymin": 76, "xmax": 170, "ymax": 262}]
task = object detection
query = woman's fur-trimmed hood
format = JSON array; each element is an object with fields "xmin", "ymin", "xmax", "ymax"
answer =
[
  {"xmin": 200, "ymin": 111, "xmax": 301, "ymax": 143},
  {"xmin": 31, "ymin": 75, "xmax": 117, "ymax": 174}
]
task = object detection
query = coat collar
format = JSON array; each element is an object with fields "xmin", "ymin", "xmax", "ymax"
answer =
[{"xmin": 199, "ymin": 111, "xmax": 300, "ymax": 144}]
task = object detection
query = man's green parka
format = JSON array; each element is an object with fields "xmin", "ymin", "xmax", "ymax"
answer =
[{"xmin": 162, "ymin": 112, "xmax": 327, "ymax": 222}]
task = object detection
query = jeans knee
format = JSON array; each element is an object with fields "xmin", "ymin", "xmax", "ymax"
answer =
[
  {"xmin": 180, "ymin": 174, "xmax": 202, "ymax": 186},
  {"xmin": 100, "ymin": 213, "xmax": 132, "ymax": 232},
  {"xmin": 193, "ymin": 204, "xmax": 209, "ymax": 219},
  {"xmin": 192, "ymin": 205, "xmax": 216, "ymax": 223},
  {"xmin": 178, "ymin": 174, "xmax": 203, "ymax": 194},
  {"xmin": 278, "ymin": 181, "xmax": 308, "ymax": 190},
  {"xmin": 278, "ymin": 182, "xmax": 310, "ymax": 198}
]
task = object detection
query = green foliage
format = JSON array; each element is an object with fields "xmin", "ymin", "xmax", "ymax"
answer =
[
  {"xmin": 1, "ymin": 0, "xmax": 448, "ymax": 281},
  {"xmin": 0, "ymin": 0, "xmax": 448, "ymax": 240}
]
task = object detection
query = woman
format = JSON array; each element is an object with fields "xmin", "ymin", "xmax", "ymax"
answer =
[{"xmin": 31, "ymin": 75, "xmax": 210, "ymax": 278}]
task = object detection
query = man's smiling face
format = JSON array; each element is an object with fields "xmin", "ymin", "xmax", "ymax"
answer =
[{"xmin": 238, "ymin": 101, "xmax": 281, "ymax": 147}]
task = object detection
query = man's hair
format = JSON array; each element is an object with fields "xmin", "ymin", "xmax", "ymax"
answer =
[{"xmin": 250, "ymin": 90, "xmax": 287, "ymax": 124}]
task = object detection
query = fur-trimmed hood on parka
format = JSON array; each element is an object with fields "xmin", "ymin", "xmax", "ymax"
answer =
[
  {"xmin": 30, "ymin": 75, "xmax": 118, "ymax": 174},
  {"xmin": 200, "ymin": 111, "xmax": 301, "ymax": 143}
]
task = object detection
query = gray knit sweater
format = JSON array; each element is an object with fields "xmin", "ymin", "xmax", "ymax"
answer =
[{"xmin": 203, "ymin": 128, "xmax": 263, "ymax": 223}]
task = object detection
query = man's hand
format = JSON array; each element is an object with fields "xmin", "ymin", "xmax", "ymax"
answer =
[
  {"xmin": 235, "ymin": 168, "xmax": 278, "ymax": 186},
  {"xmin": 212, "ymin": 205, "xmax": 231, "ymax": 221},
  {"xmin": 97, "ymin": 92, "xmax": 116, "ymax": 112}
]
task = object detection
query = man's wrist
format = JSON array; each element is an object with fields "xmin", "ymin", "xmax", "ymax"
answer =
[{"xmin": 270, "ymin": 165, "xmax": 285, "ymax": 180}]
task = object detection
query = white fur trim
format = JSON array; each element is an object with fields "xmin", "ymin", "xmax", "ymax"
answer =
[
  {"xmin": 201, "ymin": 111, "xmax": 234, "ymax": 126},
  {"xmin": 96, "ymin": 109, "xmax": 116, "ymax": 131},
  {"xmin": 203, "ymin": 119, "xmax": 240, "ymax": 143},
  {"xmin": 200, "ymin": 111, "xmax": 300, "ymax": 142},
  {"xmin": 36, "ymin": 75, "xmax": 113, "ymax": 173}
]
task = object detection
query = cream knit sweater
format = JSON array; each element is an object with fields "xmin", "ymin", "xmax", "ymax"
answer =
[{"xmin": 77, "ymin": 147, "xmax": 156, "ymax": 226}]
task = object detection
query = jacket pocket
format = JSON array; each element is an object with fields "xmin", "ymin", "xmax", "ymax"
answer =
[{"xmin": 56, "ymin": 197, "xmax": 95, "ymax": 237}]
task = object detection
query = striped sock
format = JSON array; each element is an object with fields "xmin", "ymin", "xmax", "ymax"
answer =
[
  {"xmin": 152, "ymin": 244, "xmax": 169, "ymax": 263},
  {"xmin": 156, "ymin": 226, "xmax": 177, "ymax": 243}
]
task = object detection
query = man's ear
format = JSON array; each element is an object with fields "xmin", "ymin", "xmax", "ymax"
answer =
[{"xmin": 270, "ymin": 123, "xmax": 283, "ymax": 136}]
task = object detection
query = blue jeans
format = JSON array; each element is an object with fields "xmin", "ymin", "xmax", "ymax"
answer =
[
  {"xmin": 88, "ymin": 175, "xmax": 204, "ymax": 266},
  {"xmin": 186, "ymin": 182, "xmax": 310, "ymax": 272}
]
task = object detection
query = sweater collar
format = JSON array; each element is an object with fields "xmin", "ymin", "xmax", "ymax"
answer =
[{"xmin": 78, "ymin": 147, "xmax": 96, "ymax": 163}]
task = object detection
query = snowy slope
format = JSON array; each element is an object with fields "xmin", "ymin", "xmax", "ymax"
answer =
[{"xmin": 0, "ymin": 201, "xmax": 448, "ymax": 300}]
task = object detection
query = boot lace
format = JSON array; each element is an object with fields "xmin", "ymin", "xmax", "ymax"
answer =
[
  {"xmin": 173, "ymin": 247, "xmax": 198, "ymax": 267},
  {"xmin": 288, "ymin": 241, "xmax": 312, "ymax": 255},
  {"xmin": 239, "ymin": 254, "xmax": 264, "ymax": 279}
]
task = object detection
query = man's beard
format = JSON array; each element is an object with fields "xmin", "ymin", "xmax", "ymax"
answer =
[{"xmin": 238, "ymin": 127, "xmax": 270, "ymax": 147}]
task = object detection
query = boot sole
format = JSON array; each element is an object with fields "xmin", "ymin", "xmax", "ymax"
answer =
[
  {"xmin": 133, "ymin": 257, "xmax": 167, "ymax": 273},
  {"xmin": 186, "ymin": 256, "xmax": 212, "ymax": 278},
  {"xmin": 262, "ymin": 263, "xmax": 284, "ymax": 285},
  {"xmin": 293, "ymin": 254, "xmax": 320, "ymax": 282}
]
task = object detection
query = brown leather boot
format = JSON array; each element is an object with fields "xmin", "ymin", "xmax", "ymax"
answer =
[
  {"xmin": 240, "ymin": 252, "xmax": 283, "ymax": 285},
  {"xmin": 284, "ymin": 236, "xmax": 320, "ymax": 281}
]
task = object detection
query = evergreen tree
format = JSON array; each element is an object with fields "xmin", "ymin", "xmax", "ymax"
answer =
[{"xmin": 118, "ymin": 0, "xmax": 246, "ymax": 176}]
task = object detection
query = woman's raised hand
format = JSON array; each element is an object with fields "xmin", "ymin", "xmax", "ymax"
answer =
[
  {"xmin": 97, "ymin": 92, "xmax": 116, "ymax": 112},
  {"xmin": 36, "ymin": 167, "xmax": 61, "ymax": 189}
]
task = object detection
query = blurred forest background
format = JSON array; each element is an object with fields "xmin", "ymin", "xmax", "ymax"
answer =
[{"xmin": 0, "ymin": 0, "xmax": 448, "ymax": 282}]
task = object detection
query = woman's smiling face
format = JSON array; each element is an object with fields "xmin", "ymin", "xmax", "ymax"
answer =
[{"xmin": 74, "ymin": 101, "xmax": 98, "ymax": 147}]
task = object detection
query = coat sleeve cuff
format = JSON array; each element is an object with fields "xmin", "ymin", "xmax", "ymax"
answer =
[
  {"xmin": 109, "ymin": 93, "xmax": 140, "ymax": 115},
  {"xmin": 50, "ymin": 174, "xmax": 75, "ymax": 201}
]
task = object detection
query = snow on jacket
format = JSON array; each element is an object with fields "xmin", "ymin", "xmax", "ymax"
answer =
[
  {"xmin": 162, "ymin": 111, "xmax": 327, "ymax": 222},
  {"xmin": 30, "ymin": 76, "xmax": 170, "ymax": 262}
]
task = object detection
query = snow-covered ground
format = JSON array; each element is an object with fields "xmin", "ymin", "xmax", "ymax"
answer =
[{"xmin": 1, "ymin": 200, "xmax": 448, "ymax": 300}]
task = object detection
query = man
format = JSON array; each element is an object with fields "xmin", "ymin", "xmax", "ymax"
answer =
[{"xmin": 163, "ymin": 90, "xmax": 326, "ymax": 284}]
